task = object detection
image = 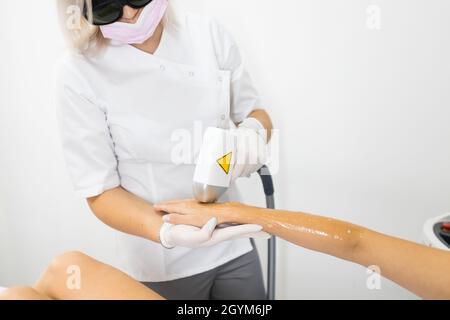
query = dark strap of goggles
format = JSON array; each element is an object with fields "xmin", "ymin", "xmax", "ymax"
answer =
[{"xmin": 91, "ymin": 0, "xmax": 130, "ymax": 9}]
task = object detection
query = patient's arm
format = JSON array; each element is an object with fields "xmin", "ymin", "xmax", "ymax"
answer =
[
  {"xmin": 155, "ymin": 200, "xmax": 450, "ymax": 300},
  {"xmin": 1, "ymin": 252, "xmax": 164, "ymax": 300}
]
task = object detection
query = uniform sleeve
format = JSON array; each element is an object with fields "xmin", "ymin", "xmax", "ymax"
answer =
[
  {"xmin": 211, "ymin": 20, "xmax": 262, "ymax": 124},
  {"xmin": 55, "ymin": 60, "xmax": 121, "ymax": 198}
]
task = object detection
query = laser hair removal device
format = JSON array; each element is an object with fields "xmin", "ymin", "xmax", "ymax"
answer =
[
  {"xmin": 422, "ymin": 213, "xmax": 450, "ymax": 251},
  {"xmin": 193, "ymin": 127, "xmax": 236, "ymax": 203}
]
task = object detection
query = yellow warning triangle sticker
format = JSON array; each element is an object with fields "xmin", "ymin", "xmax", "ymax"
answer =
[{"xmin": 217, "ymin": 152, "xmax": 233, "ymax": 175}]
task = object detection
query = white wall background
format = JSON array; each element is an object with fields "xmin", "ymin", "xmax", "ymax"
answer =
[{"xmin": 1, "ymin": 0, "xmax": 449, "ymax": 299}]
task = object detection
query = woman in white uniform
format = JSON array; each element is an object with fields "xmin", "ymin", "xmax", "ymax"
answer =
[{"xmin": 56, "ymin": 0, "xmax": 273, "ymax": 299}]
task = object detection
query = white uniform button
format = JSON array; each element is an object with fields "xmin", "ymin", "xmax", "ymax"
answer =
[
  {"xmin": 221, "ymin": 115, "xmax": 226, "ymax": 120},
  {"xmin": 189, "ymin": 71, "xmax": 195, "ymax": 77},
  {"xmin": 160, "ymin": 65, "xmax": 166, "ymax": 71}
]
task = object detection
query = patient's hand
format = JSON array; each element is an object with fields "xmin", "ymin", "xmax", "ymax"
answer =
[{"xmin": 154, "ymin": 199, "xmax": 244, "ymax": 228}]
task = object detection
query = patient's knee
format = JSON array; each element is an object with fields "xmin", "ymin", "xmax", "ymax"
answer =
[{"xmin": 47, "ymin": 251, "xmax": 93, "ymax": 277}]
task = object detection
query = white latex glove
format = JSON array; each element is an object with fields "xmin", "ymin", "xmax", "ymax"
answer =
[
  {"xmin": 159, "ymin": 218, "xmax": 270, "ymax": 249},
  {"xmin": 204, "ymin": 224, "xmax": 271, "ymax": 246},
  {"xmin": 231, "ymin": 118, "xmax": 268, "ymax": 181}
]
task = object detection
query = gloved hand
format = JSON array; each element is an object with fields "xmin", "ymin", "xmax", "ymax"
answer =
[
  {"xmin": 231, "ymin": 118, "xmax": 268, "ymax": 181},
  {"xmin": 159, "ymin": 218, "xmax": 270, "ymax": 249}
]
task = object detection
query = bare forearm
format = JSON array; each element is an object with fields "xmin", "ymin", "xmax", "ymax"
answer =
[
  {"xmin": 157, "ymin": 199, "xmax": 450, "ymax": 299},
  {"xmin": 355, "ymin": 230, "xmax": 450, "ymax": 299},
  {"xmin": 88, "ymin": 187, "xmax": 163, "ymax": 243},
  {"xmin": 221, "ymin": 206, "xmax": 363, "ymax": 261},
  {"xmin": 221, "ymin": 205, "xmax": 450, "ymax": 299}
]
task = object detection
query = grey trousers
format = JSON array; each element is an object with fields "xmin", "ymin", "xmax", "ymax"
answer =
[{"xmin": 143, "ymin": 247, "xmax": 266, "ymax": 300}]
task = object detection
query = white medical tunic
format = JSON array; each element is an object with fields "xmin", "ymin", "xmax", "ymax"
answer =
[{"xmin": 55, "ymin": 12, "xmax": 261, "ymax": 282}]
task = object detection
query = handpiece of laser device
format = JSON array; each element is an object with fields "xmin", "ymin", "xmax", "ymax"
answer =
[{"xmin": 193, "ymin": 127, "xmax": 236, "ymax": 203}]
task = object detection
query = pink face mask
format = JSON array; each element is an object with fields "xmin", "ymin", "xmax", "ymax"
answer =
[{"xmin": 100, "ymin": 0, "xmax": 169, "ymax": 45}]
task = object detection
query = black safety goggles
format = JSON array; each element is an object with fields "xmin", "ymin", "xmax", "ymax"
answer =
[{"xmin": 84, "ymin": 0, "xmax": 153, "ymax": 26}]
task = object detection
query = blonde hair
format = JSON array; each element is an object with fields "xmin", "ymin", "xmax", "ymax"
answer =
[{"xmin": 56, "ymin": 0, "xmax": 178, "ymax": 54}]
